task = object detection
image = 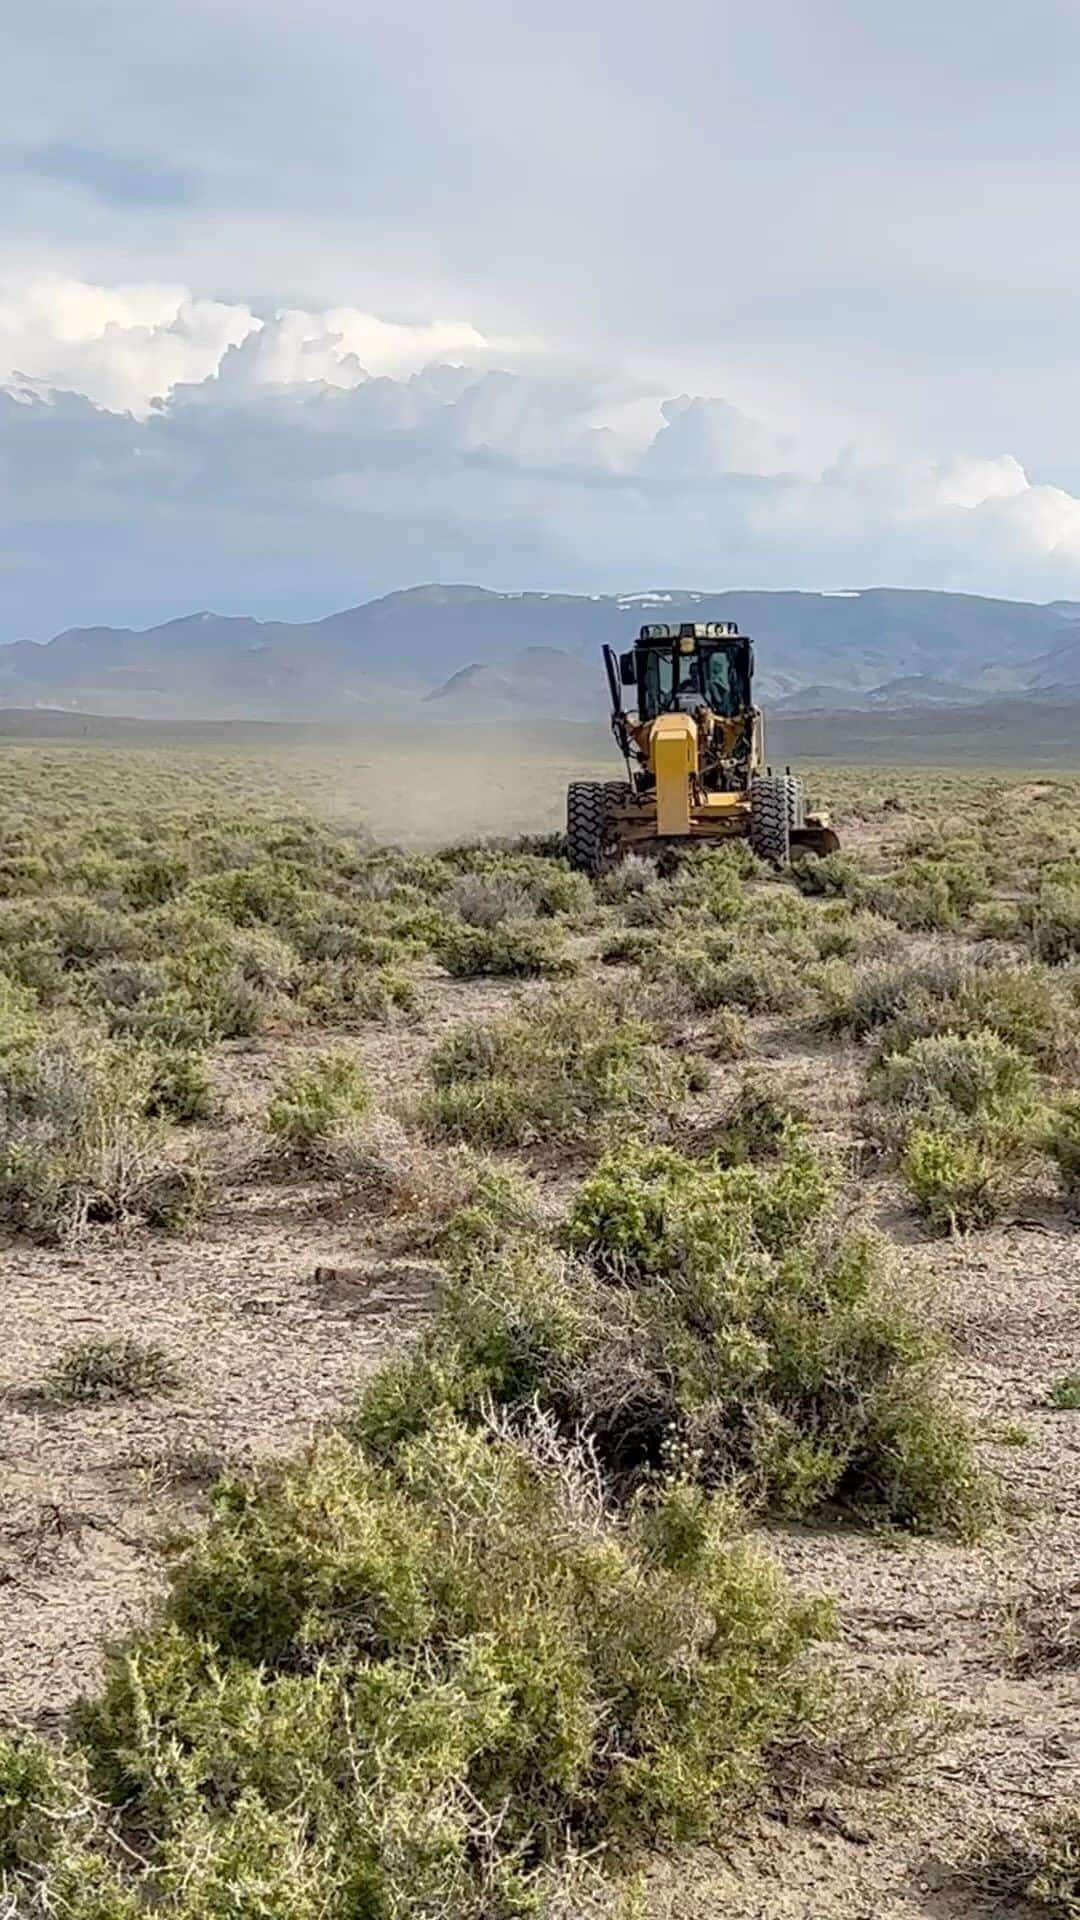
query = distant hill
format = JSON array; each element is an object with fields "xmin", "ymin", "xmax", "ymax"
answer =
[{"xmin": 4, "ymin": 584, "xmax": 1080, "ymax": 720}]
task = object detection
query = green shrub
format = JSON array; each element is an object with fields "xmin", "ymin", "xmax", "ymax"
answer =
[
  {"xmin": 812, "ymin": 905, "xmax": 898, "ymax": 960},
  {"xmin": 45, "ymin": 1335, "xmax": 180, "ymax": 1403},
  {"xmin": 705, "ymin": 1006, "xmax": 748, "ymax": 1059},
  {"xmin": 1047, "ymin": 1096, "xmax": 1080, "ymax": 1202},
  {"xmin": 870, "ymin": 1030, "xmax": 1041, "ymax": 1231},
  {"xmin": 122, "ymin": 853, "xmax": 191, "ymax": 908},
  {"xmin": 0, "ymin": 1728, "xmax": 83, "ymax": 1874},
  {"xmin": 437, "ymin": 921, "xmax": 573, "ymax": 979},
  {"xmin": 564, "ymin": 1140, "xmax": 991, "ymax": 1532},
  {"xmin": 30, "ymin": 1421, "xmax": 830, "ymax": 1918},
  {"xmin": 647, "ymin": 946, "xmax": 806, "ymax": 1017},
  {"xmin": 265, "ymin": 1051, "xmax": 371, "ymax": 1164},
  {"xmin": 869, "ymin": 964, "xmax": 1076, "ymax": 1072},
  {"xmin": 436, "ymin": 848, "xmax": 593, "ymax": 921},
  {"xmin": 420, "ymin": 991, "xmax": 690, "ymax": 1148},
  {"xmin": 1025, "ymin": 1808, "xmax": 1080, "ymax": 1917},
  {"xmin": 864, "ymin": 856, "xmax": 989, "ymax": 931},
  {"xmin": 1050, "ymin": 1375, "xmax": 1080, "ymax": 1411},
  {"xmin": 374, "ymin": 1139, "xmax": 991, "ymax": 1537},
  {"xmin": 816, "ymin": 955, "xmax": 964, "ymax": 1040},
  {"xmin": 1033, "ymin": 883, "xmax": 1080, "ymax": 964},
  {"xmin": 973, "ymin": 898, "xmax": 1024, "ymax": 942},
  {"xmin": 297, "ymin": 958, "xmax": 419, "ymax": 1026},
  {"xmin": 869, "ymin": 1028, "xmax": 1039, "ymax": 1131},
  {"xmin": 900, "ymin": 1127, "xmax": 1008, "ymax": 1234},
  {"xmin": 598, "ymin": 927, "xmax": 660, "ymax": 966},
  {"xmin": 790, "ymin": 852, "xmax": 862, "ymax": 898},
  {"xmin": 144, "ymin": 1047, "xmax": 215, "ymax": 1124},
  {"xmin": 431, "ymin": 1156, "xmax": 544, "ymax": 1266},
  {"xmin": 705, "ymin": 1078, "xmax": 802, "ymax": 1165},
  {"xmin": 193, "ymin": 861, "xmax": 313, "ymax": 931}
]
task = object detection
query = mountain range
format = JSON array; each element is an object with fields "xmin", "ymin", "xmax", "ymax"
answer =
[{"xmin": 4, "ymin": 585, "xmax": 1080, "ymax": 721}]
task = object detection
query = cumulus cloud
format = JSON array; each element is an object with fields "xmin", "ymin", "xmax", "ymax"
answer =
[
  {"xmin": 4, "ymin": 275, "xmax": 1080, "ymax": 641},
  {"xmin": 0, "ymin": 277, "xmax": 491, "ymax": 414}
]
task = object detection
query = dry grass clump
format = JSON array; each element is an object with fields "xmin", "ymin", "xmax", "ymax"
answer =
[
  {"xmin": 45, "ymin": 1335, "xmax": 180, "ymax": 1404},
  {"xmin": 1003, "ymin": 1583, "xmax": 1080, "ymax": 1677},
  {"xmin": 969, "ymin": 1807, "xmax": 1080, "ymax": 1918},
  {"xmin": 420, "ymin": 988, "xmax": 692, "ymax": 1149},
  {"xmin": 0, "ymin": 1031, "xmax": 208, "ymax": 1240},
  {"xmin": 0, "ymin": 1421, "xmax": 831, "ymax": 1918},
  {"xmin": 444, "ymin": 870, "xmax": 536, "ymax": 927}
]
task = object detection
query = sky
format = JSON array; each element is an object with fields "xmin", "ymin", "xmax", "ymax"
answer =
[{"xmin": 4, "ymin": 0, "xmax": 1080, "ymax": 639}]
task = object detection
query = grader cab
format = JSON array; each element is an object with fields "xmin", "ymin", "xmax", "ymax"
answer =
[{"xmin": 565, "ymin": 620, "xmax": 838, "ymax": 873}]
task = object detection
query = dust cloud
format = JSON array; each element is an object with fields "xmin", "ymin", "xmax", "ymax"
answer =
[{"xmin": 269, "ymin": 717, "xmax": 614, "ymax": 847}]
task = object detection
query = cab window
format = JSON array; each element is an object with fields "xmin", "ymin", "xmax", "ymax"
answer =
[{"xmin": 641, "ymin": 648, "xmax": 675, "ymax": 717}]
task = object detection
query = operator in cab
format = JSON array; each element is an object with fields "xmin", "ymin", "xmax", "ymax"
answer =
[{"xmin": 672, "ymin": 655, "xmax": 705, "ymax": 713}]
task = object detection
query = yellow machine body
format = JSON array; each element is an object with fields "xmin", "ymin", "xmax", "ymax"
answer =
[
  {"xmin": 564, "ymin": 618, "xmax": 839, "ymax": 871},
  {"xmin": 649, "ymin": 713, "xmax": 697, "ymax": 835}
]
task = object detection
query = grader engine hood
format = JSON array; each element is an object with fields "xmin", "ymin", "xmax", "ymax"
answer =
[{"xmin": 648, "ymin": 713, "xmax": 697, "ymax": 835}]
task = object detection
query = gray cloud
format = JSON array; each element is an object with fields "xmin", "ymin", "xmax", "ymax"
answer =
[
  {"xmin": 4, "ymin": 338, "xmax": 1080, "ymax": 642},
  {"xmin": 4, "ymin": 0, "xmax": 1080, "ymax": 619},
  {"xmin": 4, "ymin": 141, "xmax": 198, "ymax": 208}
]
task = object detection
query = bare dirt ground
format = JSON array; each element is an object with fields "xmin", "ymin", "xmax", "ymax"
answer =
[{"xmin": 0, "ymin": 865, "xmax": 1077, "ymax": 1916}]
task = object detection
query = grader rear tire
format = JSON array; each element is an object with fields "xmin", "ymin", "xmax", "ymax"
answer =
[
  {"xmin": 750, "ymin": 774, "xmax": 799, "ymax": 864},
  {"xmin": 566, "ymin": 781, "xmax": 631, "ymax": 874}
]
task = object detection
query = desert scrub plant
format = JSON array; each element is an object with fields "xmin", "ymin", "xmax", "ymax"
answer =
[
  {"xmin": 698, "ymin": 1076, "xmax": 803, "ymax": 1165},
  {"xmin": 1046, "ymin": 1096, "xmax": 1080, "ymax": 1203},
  {"xmin": 868, "ymin": 1028, "xmax": 1040, "ymax": 1137},
  {"xmin": 869, "ymin": 1030, "xmax": 1043, "ymax": 1233},
  {"xmin": 430, "ymin": 1154, "xmax": 544, "ymax": 1265},
  {"xmin": 1032, "ymin": 879, "xmax": 1080, "ymax": 965},
  {"xmin": 444, "ymin": 870, "xmax": 536, "ymax": 928},
  {"xmin": 703, "ymin": 1006, "xmax": 749, "ymax": 1060},
  {"xmin": 14, "ymin": 1421, "xmax": 830, "ymax": 1918},
  {"xmin": 265, "ymin": 1050, "xmax": 371, "ymax": 1164},
  {"xmin": 790, "ymin": 851, "xmax": 863, "ymax": 898},
  {"xmin": 564, "ymin": 1139, "xmax": 992, "ymax": 1533},
  {"xmin": 436, "ymin": 846, "xmax": 595, "ymax": 922},
  {"xmin": 0, "ymin": 1033, "xmax": 206, "ymax": 1241},
  {"xmin": 0, "ymin": 1728, "xmax": 101, "ymax": 1881},
  {"xmin": 45, "ymin": 1335, "xmax": 180, "ymax": 1403},
  {"xmin": 121, "ymin": 851, "xmax": 192, "ymax": 908},
  {"xmin": 900, "ymin": 1127, "xmax": 1011, "ymax": 1234},
  {"xmin": 437, "ymin": 919, "xmax": 574, "ymax": 979},
  {"xmin": 643, "ymin": 942, "xmax": 808, "ymax": 1019},
  {"xmin": 296, "ymin": 957, "xmax": 419, "ymax": 1027},
  {"xmin": 811, "ymin": 904, "xmax": 900, "ymax": 962},
  {"xmin": 419, "ymin": 989, "xmax": 691, "ymax": 1149},
  {"xmin": 821, "ymin": 952, "xmax": 1078, "ymax": 1073},
  {"xmin": 144, "ymin": 1046, "xmax": 215, "ymax": 1124},
  {"xmin": 863, "ymin": 855, "xmax": 990, "ymax": 931},
  {"xmin": 368, "ymin": 1139, "xmax": 992, "ymax": 1537}
]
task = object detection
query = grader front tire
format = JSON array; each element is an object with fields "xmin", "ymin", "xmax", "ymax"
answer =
[
  {"xmin": 566, "ymin": 781, "xmax": 631, "ymax": 873},
  {"xmin": 750, "ymin": 774, "xmax": 802, "ymax": 864}
]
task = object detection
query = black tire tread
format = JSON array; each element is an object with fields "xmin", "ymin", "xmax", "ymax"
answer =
[{"xmin": 750, "ymin": 775, "xmax": 796, "ymax": 863}]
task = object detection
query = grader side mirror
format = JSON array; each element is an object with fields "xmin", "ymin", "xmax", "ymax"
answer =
[{"xmin": 619, "ymin": 651, "xmax": 637, "ymax": 686}]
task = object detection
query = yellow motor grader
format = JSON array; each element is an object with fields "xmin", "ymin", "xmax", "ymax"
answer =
[{"xmin": 566, "ymin": 620, "xmax": 838, "ymax": 872}]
